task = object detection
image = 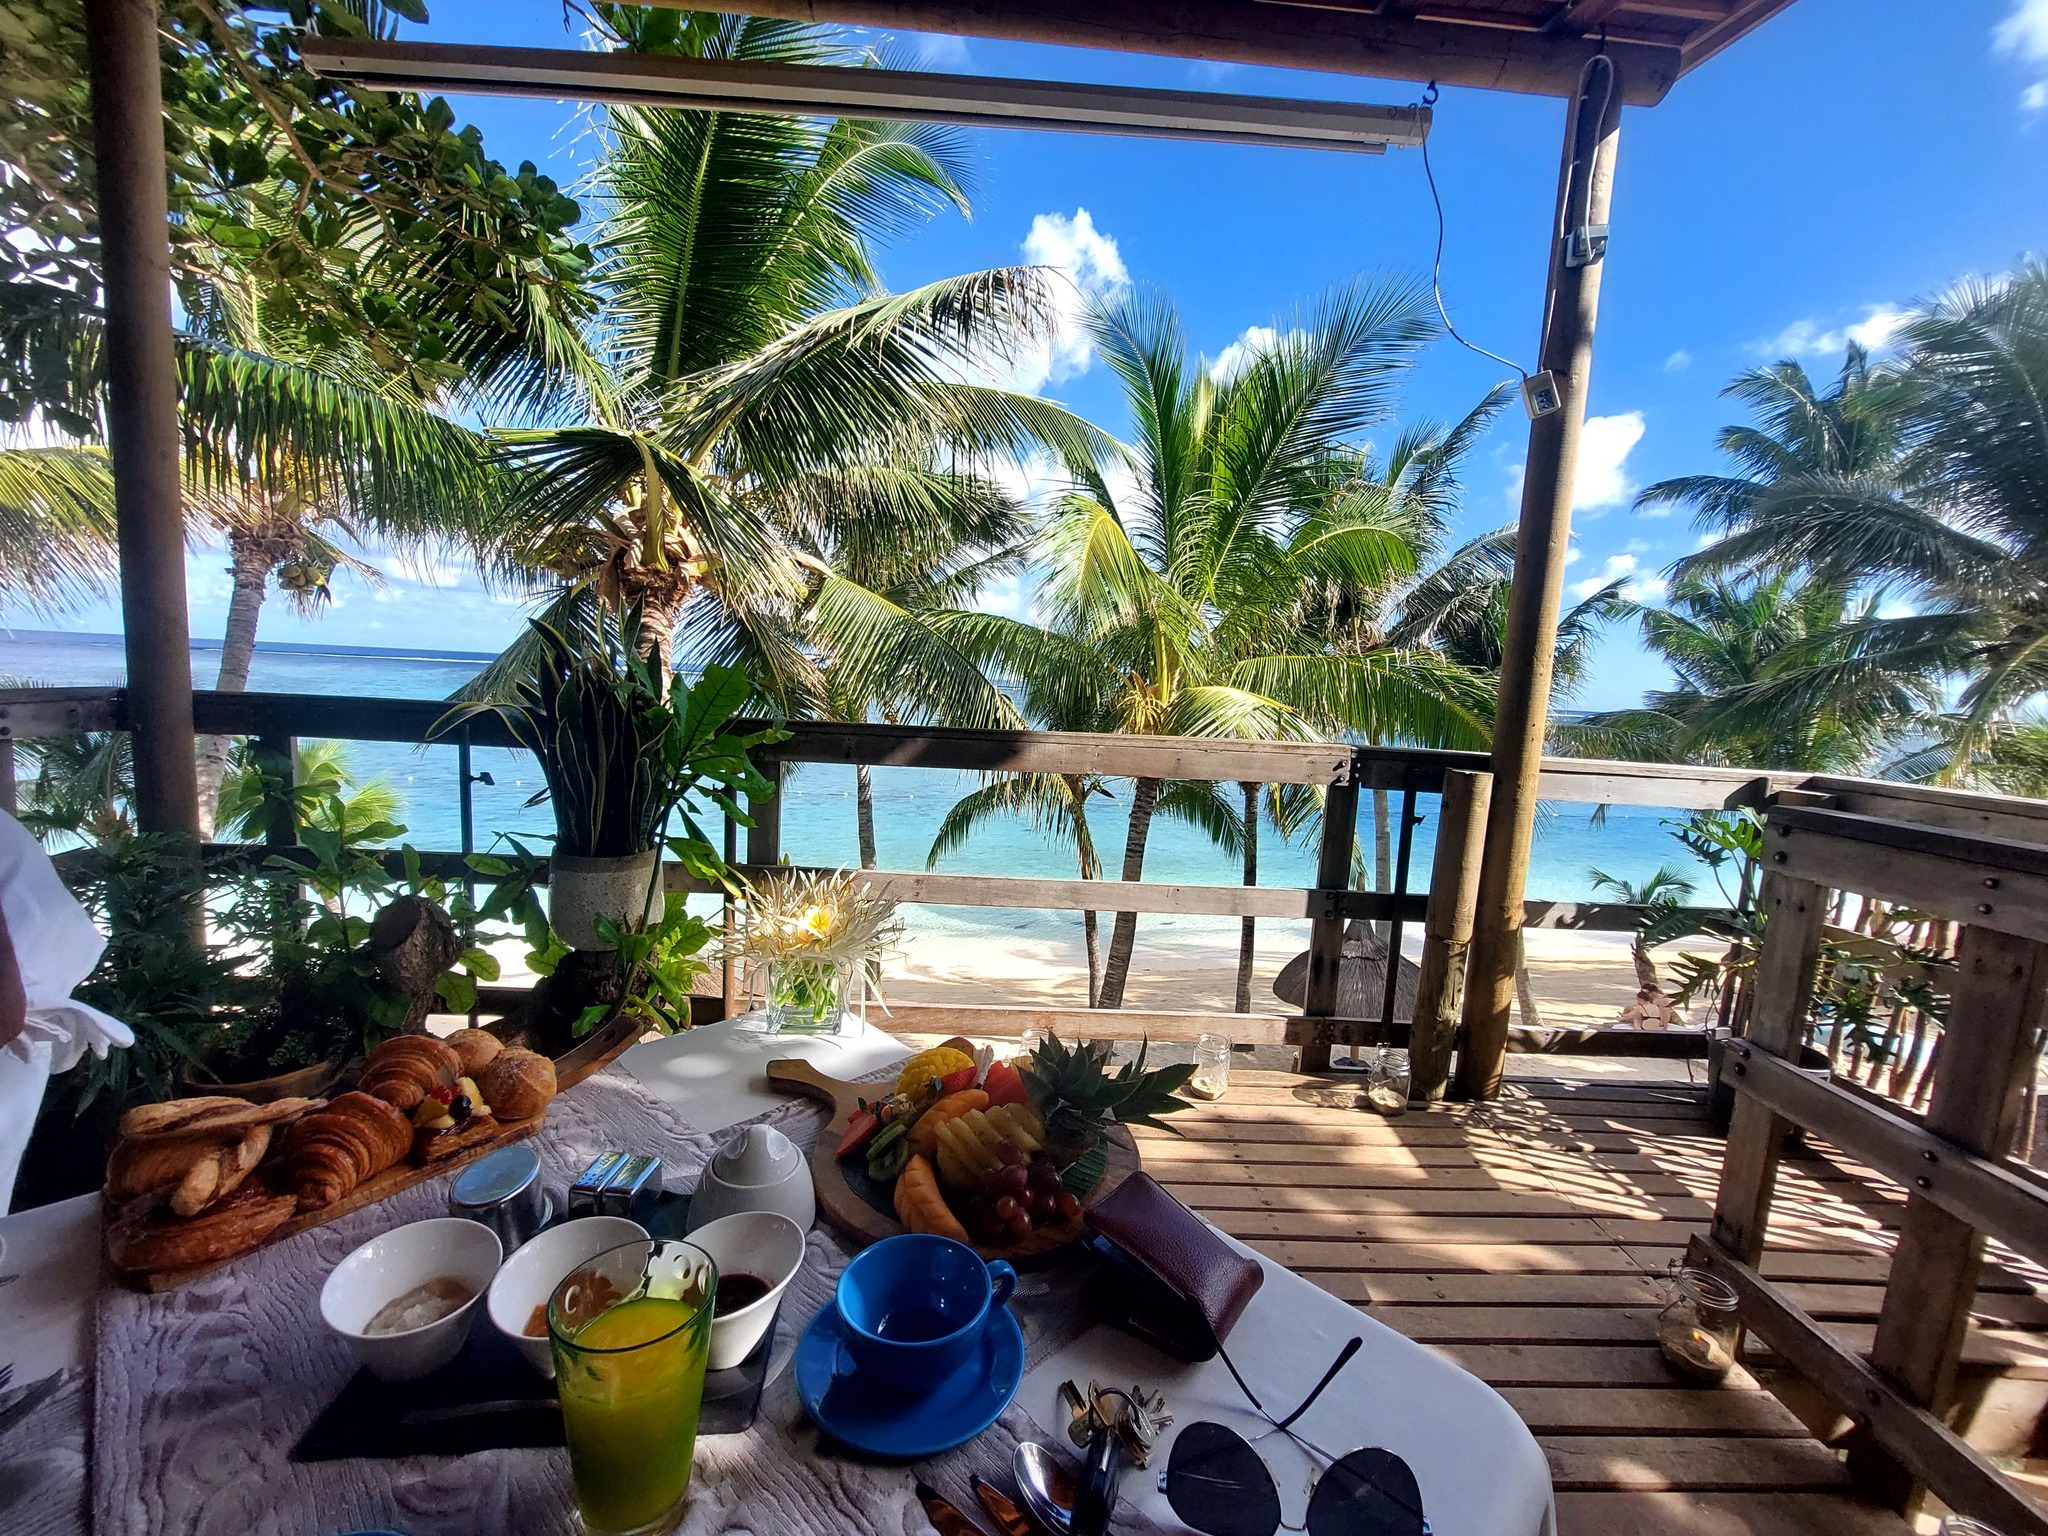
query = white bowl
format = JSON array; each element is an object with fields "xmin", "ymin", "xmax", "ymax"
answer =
[
  {"xmin": 688, "ymin": 1210, "xmax": 807, "ymax": 1370},
  {"xmin": 320, "ymin": 1218, "xmax": 503, "ymax": 1382},
  {"xmin": 486, "ymin": 1216, "xmax": 650, "ymax": 1378},
  {"xmin": 686, "ymin": 1124, "xmax": 815, "ymax": 1234}
]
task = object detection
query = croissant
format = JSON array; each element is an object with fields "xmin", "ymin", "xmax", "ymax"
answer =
[
  {"xmin": 358, "ymin": 1035, "xmax": 460, "ymax": 1111},
  {"xmin": 445, "ymin": 1028, "xmax": 504, "ymax": 1077},
  {"xmin": 477, "ymin": 1048, "xmax": 556, "ymax": 1121},
  {"xmin": 288, "ymin": 1091, "xmax": 412, "ymax": 1210}
]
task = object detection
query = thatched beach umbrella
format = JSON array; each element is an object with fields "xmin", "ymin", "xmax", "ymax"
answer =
[{"xmin": 1273, "ymin": 920, "xmax": 1421, "ymax": 1021}]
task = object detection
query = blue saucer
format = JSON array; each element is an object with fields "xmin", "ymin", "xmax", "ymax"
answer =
[{"xmin": 794, "ymin": 1301, "xmax": 1024, "ymax": 1459}]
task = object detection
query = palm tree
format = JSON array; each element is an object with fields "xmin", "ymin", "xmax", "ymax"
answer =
[
  {"xmin": 0, "ymin": 444, "xmax": 118, "ymax": 614},
  {"xmin": 471, "ymin": 13, "xmax": 1089, "ymax": 691},
  {"xmin": 791, "ymin": 457, "xmax": 1034, "ymax": 864},
  {"xmin": 1567, "ymin": 571, "xmax": 1956, "ymax": 770},
  {"xmin": 1661, "ymin": 268, "xmax": 2048, "ymax": 777},
  {"xmin": 1587, "ymin": 865, "xmax": 1696, "ymax": 989},
  {"xmin": 931, "ymin": 285, "xmax": 1492, "ymax": 1008}
]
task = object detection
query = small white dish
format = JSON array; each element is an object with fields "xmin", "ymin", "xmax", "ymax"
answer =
[
  {"xmin": 320, "ymin": 1217, "xmax": 502, "ymax": 1382},
  {"xmin": 686, "ymin": 1124, "xmax": 815, "ymax": 1234},
  {"xmin": 486, "ymin": 1215, "xmax": 650, "ymax": 1378},
  {"xmin": 687, "ymin": 1210, "xmax": 807, "ymax": 1370}
]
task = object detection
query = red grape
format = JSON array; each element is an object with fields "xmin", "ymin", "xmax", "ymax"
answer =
[
  {"xmin": 1026, "ymin": 1190, "xmax": 1057, "ymax": 1221},
  {"xmin": 1055, "ymin": 1190, "xmax": 1082, "ymax": 1221},
  {"xmin": 993, "ymin": 1139, "xmax": 1024, "ymax": 1167},
  {"xmin": 993, "ymin": 1163, "xmax": 1029, "ymax": 1198},
  {"xmin": 992, "ymin": 1195, "xmax": 1023, "ymax": 1223},
  {"xmin": 1027, "ymin": 1158, "xmax": 1062, "ymax": 1190},
  {"xmin": 1004, "ymin": 1213, "xmax": 1033, "ymax": 1244}
]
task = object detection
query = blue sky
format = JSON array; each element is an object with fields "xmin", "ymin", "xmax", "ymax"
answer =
[{"xmin": 23, "ymin": 0, "xmax": 2048, "ymax": 711}]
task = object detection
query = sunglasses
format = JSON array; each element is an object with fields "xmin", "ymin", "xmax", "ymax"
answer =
[{"xmin": 1158, "ymin": 1338, "xmax": 1431, "ymax": 1536}]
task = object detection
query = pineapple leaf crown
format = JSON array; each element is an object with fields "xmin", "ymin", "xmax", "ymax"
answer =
[{"xmin": 1021, "ymin": 1032, "xmax": 1195, "ymax": 1141}]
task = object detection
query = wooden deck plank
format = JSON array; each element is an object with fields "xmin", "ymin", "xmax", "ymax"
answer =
[
  {"xmin": 1159, "ymin": 1072, "xmax": 2048, "ymax": 1532},
  {"xmin": 1555, "ymin": 1491, "xmax": 1913, "ymax": 1534}
]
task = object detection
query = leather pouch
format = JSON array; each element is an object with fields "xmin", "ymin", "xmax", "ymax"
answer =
[{"xmin": 1080, "ymin": 1171, "xmax": 1263, "ymax": 1362}]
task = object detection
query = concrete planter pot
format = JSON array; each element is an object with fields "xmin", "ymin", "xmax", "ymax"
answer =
[{"xmin": 549, "ymin": 850, "xmax": 663, "ymax": 951}]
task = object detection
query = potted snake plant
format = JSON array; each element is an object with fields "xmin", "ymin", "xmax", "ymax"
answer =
[{"xmin": 444, "ymin": 611, "xmax": 773, "ymax": 952}]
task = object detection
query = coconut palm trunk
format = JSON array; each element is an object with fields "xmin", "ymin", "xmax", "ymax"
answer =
[
  {"xmin": 855, "ymin": 764, "xmax": 878, "ymax": 869},
  {"xmin": 1236, "ymin": 781, "xmax": 1260, "ymax": 1014},
  {"xmin": 1066, "ymin": 774, "xmax": 1105, "ymax": 1009},
  {"xmin": 1372, "ymin": 786, "xmax": 1392, "ymax": 943},
  {"xmin": 195, "ymin": 529, "xmax": 278, "ymax": 835},
  {"xmin": 1096, "ymin": 776, "xmax": 1159, "ymax": 1009},
  {"xmin": 1514, "ymin": 929, "xmax": 1545, "ymax": 1029}
]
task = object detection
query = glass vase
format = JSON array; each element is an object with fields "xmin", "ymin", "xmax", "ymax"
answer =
[{"xmin": 763, "ymin": 956, "xmax": 852, "ymax": 1036}]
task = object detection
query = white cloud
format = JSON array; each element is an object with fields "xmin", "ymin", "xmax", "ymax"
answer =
[
  {"xmin": 1759, "ymin": 302, "xmax": 1912, "ymax": 359},
  {"xmin": 385, "ymin": 550, "xmax": 469, "ymax": 589},
  {"xmin": 1564, "ymin": 544, "xmax": 1583, "ymax": 566},
  {"xmin": 1998, "ymin": 0, "xmax": 2048, "ymax": 107},
  {"xmin": 1663, "ymin": 349, "xmax": 1692, "ymax": 373},
  {"xmin": 1501, "ymin": 409, "xmax": 1643, "ymax": 518},
  {"xmin": 1209, "ymin": 324, "xmax": 1280, "ymax": 382},
  {"xmin": 987, "ymin": 209, "xmax": 1130, "ymax": 396},
  {"xmin": 904, "ymin": 30, "xmax": 971, "ymax": 68},
  {"xmin": 1573, "ymin": 411, "xmax": 1646, "ymax": 514},
  {"xmin": 1571, "ymin": 550, "xmax": 1666, "ymax": 604}
]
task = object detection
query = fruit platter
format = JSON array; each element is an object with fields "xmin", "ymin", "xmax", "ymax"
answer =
[{"xmin": 768, "ymin": 1033, "xmax": 1192, "ymax": 1263}]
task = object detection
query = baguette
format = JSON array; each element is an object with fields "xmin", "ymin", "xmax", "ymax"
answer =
[
  {"xmin": 119, "ymin": 1095, "xmax": 324, "ymax": 1142},
  {"xmin": 170, "ymin": 1124, "xmax": 272, "ymax": 1217}
]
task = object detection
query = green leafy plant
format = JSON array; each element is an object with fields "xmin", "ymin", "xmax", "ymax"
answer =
[
  {"xmin": 54, "ymin": 836, "xmax": 261, "ymax": 1116},
  {"xmin": 588, "ymin": 897, "xmax": 717, "ymax": 1037}
]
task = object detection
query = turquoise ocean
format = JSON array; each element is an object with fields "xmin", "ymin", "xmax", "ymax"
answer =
[{"xmin": 2, "ymin": 630, "xmax": 1728, "ymax": 951}]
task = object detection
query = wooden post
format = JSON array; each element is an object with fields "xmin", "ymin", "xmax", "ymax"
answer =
[
  {"xmin": 742, "ymin": 760, "xmax": 783, "ymax": 1010},
  {"xmin": 1710, "ymin": 872, "xmax": 1828, "ymax": 1264},
  {"xmin": 1418, "ymin": 770, "xmax": 1490, "ymax": 1101},
  {"xmin": 84, "ymin": 0, "xmax": 200, "ymax": 839},
  {"xmin": 1299, "ymin": 766, "xmax": 1361, "ymax": 1074},
  {"xmin": 0, "ymin": 738, "xmax": 14, "ymax": 818},
  {"xmin": 1848, "ymin": 925, "xmax": 2048, "ymax": 1512},
  {"xmin": 1460, "ymin": 57, "xmax": 1624, "ymax": 1099}
]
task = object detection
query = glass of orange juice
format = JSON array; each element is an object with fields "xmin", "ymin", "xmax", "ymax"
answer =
[{"xmin": 549, "ymin": 1237, "xmax": 718, "ymax": 1536}]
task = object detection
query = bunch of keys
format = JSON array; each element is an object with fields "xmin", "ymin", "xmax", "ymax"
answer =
[{"xmin": 1057, "ymin": 1380, "xmax": 1173, "ymax": 1536}]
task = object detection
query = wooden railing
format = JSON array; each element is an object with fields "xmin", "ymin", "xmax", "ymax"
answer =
[
  {"xmin": 10, "ymin": 683, "xmax": 2019, "ymax": 1068},
  {"xmin": 1698, "ymin": 799, "xmax": 2048, "ymax": 1532}
]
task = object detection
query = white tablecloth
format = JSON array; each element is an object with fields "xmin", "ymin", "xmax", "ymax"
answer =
[
  {"xmin": 1019, "ymin": 1246, "xmax": 1556, "ymax": 1536},
  {"xmin": 618, "ymin": 1012, "xmax": 911, "ymax": 1134}
]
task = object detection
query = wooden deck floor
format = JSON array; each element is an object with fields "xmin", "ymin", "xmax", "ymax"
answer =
[{"xmin": 1136, "ymin": 1066, "xmax": 2048, "ymax": 1536}]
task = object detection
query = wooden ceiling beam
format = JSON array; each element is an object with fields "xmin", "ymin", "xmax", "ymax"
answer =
[
  {"xmin": 1681, "ymin": 0, "xmax": 1797, "ymax": 71},
  {"xmin": 647, "ymin": 1, "xmax": 1683, "ymax": 105}
]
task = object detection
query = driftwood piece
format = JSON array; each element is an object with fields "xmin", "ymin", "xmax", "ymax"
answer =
[{"xmin": 367, "ymin": 895, "xmax": 461, "ymax": 1031}]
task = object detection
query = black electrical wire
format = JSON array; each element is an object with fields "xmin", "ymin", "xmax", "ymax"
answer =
[{"xmin": 1417, "ymin": 80, "xmax": 1528, "ymax": 383}]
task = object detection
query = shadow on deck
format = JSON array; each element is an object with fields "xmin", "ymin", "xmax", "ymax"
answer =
[{"xmin": 1139, "ymin": 1067, "xmax": 2048, "ymax": 1536}]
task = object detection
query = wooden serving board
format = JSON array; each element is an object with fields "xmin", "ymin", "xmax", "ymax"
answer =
[
  {"xmin": 115, "ymin": 1023, "xmax": 644, "ymax": 1292},
  {"xmin": 765, "ymin": 1038, "xmax": 1140, "ymax": 1265}
]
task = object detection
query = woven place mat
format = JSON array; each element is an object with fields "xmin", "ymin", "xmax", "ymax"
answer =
[{"xmin": 290, "ymin": 1192, "xmax": 775, "ymax": 1463}]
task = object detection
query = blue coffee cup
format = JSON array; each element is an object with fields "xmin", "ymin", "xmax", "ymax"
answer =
[{"xmin": 834, "ymin": 1234, "xmax": 1017, "ymax": 1388}]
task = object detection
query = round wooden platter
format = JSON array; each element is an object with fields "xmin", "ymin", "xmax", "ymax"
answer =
[{"xmin": 765, "ymin": 1039, "xmax": 1140, "ymax": 1267}]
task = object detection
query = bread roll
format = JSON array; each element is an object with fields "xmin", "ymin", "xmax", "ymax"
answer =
[
  {"xmin": 445, "ymin": 1028, "xmax": 504, "ymax": 1076},
  {"xmin": 478, "ymin": 1049, "xmax": 556, "ymax": 1121}
]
